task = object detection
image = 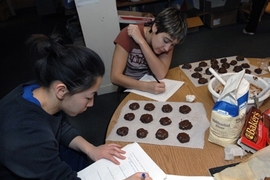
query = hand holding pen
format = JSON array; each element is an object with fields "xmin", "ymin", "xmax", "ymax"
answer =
[
  {"xmin": 150, "ymin": 73, "xmax": 166, "ymax": 94},
  {"xmin": 141, "ymin": 173, "xmax": 146, "ymax": 180},
  {"xmin": 125, "ymin": 172, "xmax": 152, "ymax": 180},
  {"xmin": 152, "ymin": 73, "xmax": 160, "ymax": 83}
]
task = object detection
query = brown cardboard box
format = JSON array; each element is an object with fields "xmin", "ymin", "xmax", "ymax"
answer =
[
  {"xmin": 186, "ymin": 16, "xmax": 204, "ymax": 33},
  {"xmin": 266, "ymin": 2, "xmax": 270, "ymax": 14},
  {"xmin": 200, "ymin": 0, "xmax": 240, "ymax": 28},
  {"xmin": 204, "ymin": 9, "xmax": 238, "ymax": 28},
  {"xmin": 117, "ymin": 10, "xmax": 204, "ymax": 32}
]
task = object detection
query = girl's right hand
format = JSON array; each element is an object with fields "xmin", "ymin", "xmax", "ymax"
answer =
[
  {"xmin": 127, "ymin": 24, "xmax": 144, "ymax": 45},
  {"xmin": 147, "ymin": 81, "xmax": 166, "ymax": 94},
  {"xmin": 125, "ymin": 172, "xmax": 152, "ymax": 180}
]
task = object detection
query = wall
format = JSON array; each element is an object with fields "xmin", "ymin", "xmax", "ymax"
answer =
[{"xmin": 74, "ymin": 0, "xmax": 120, "ymax": 95}]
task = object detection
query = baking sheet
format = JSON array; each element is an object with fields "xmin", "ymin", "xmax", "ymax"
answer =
[
  {"xmin": 179, "ymin": 56, "xmax": 268, "ymax": 87},
  {"xmin": 106, "ymin": 100, "xmax": 210, "ymax": 149}
]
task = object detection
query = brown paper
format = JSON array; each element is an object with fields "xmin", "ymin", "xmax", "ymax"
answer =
[{"xmin": 214, "ymin": 146, "xmax": 270, "ymax": 180}]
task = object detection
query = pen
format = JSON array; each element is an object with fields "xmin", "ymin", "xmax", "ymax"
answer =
[
  {"xmin": 152, "ymin": 74, "xmax": 160, "ymax": 83},
  {"xmin": 141, "ymin": 173, "xmax": 146, "ymax": 180}
]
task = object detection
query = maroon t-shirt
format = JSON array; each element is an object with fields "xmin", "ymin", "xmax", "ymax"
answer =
[{"xmin": 114, "ymin": 24, "xmax": 150, "ymax": 80}]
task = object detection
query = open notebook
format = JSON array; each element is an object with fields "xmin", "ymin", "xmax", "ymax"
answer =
[{"xmin": 77, "ymin": 142, "xmax": 166, "ymax": 180}]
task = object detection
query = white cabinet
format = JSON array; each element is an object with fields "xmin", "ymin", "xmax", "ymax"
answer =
[{"xmin": 75, "ymin": 0, "xmax": 120, "ymax": 94}]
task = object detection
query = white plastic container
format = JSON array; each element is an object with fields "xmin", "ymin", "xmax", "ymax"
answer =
[{"xmin": 208, "ymin": 73, "xmax": 270, "ymax": 111}]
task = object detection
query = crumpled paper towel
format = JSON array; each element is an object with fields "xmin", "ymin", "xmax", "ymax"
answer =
[
  {"xmin": 224, "ymin": 144, "xmax": 247, "ymax": 160},
  {"xmin": 186, "ymin": 95, "xmax": 195, "ymax": 102}
]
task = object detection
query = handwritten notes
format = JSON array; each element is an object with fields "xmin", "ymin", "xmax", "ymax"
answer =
[
  {"xmin": 125, "ymin": 74, "xmax": 184, "ymax": 102},
  {"xmin": 78, "ymin": 142, "xmax": 166, "ymax": 180}
]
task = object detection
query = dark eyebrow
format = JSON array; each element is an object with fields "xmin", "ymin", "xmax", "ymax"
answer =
[
  {"xmin": 88, "ymin": 92, "xmax": 96, "ymax": 96},
  {"xmin": 164, "ymin": 37, "xmax": 179, "ymax": 46},
  {"xmin": 164, "ymin": 37, "xmax": 173, "ymax": 43}
]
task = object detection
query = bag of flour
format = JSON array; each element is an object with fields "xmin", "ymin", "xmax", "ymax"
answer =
[{"xmin": 208, "ymin": 70, "xmax": 249, "ymax": 147}]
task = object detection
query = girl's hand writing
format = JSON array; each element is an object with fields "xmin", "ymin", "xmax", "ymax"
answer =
[
  {"xmin": 125, "ymin": 172, "xmax": 152, "ymax": 180},
  {"xmin": 144, "ymin": 81, "xmax": 166, "ymax": 94}
]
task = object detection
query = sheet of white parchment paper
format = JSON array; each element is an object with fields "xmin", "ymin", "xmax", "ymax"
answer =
[
  {"xmin": 106, "ymin": 100, "xmax": 210, "ymax": 149},
  {"xmin": 179, "ymin": 56, "xmax": 267, "ymax": 87}
]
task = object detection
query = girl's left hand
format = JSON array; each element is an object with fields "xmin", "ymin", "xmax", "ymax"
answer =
[{"xmin": 87, "ymin": 143, "xmax": 126, "ymax": 164}]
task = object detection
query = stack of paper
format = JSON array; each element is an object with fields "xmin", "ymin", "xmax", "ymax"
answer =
[
  {"xmin": 78, "ymin": 142, "xmax": 215, "ymax": 180},
  {"xmin": 78, "ymin": 142, "xmax": 166, "ymax": 180}
]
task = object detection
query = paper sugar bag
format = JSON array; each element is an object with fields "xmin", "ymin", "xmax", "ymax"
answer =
[{"xmin": 208, "ymin": 70, "xmax": 250, "ymax": 147}]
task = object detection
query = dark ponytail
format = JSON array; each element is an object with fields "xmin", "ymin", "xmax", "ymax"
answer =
[{"xmin": 27, "ymin": 33, "xmax": 105, "ymax": 94}]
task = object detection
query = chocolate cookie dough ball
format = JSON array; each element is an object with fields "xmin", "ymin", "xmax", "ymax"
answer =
[
  {"xmin": 159, "ymin": 117, "xmax": 172, "ymax": 126},
  {"xmin": 179, "ymin": 120, "xmax": 193, "ymax": 130},
  {"xmin": 144, "ymin": 103, "xmax": 155, "ymax": 111},
  {"xmin": 124, "ymin": 113, "xmax": 135, "ymax": 121},
  {"xmin": 230, "ymin": 60, "xmax": 237, "ymax": 65},
  {"xmin": 182, "ymin": 63, "xmax": 192, "ymax": 69},
  {"xmin": 233, "ymin": 65, "xmax": 243, "ymax": 72},
  {"xmin": 137, "ymin": 128, "xmax": 148, "ymax": 138},
  {"xmin": 129, "ymin": 102, "xmax": 140, "ymax": 110},
  {"xmin": 241, "ymin": 63, "xmax": 250, "ymax": 68},
  {"xmin": 210, "ymin": 58, "xmax": 218, "ymax": 64},
  {"xmin": 191, "ymin": 72, "xmax": 202, "ymax": 79},
  {"xmin": 194, "ymin": 66, "xmax": 203, "ymax": 72},
  {"xmin": 236, "ymin": 55, "xmax": 245, "ymax": 61},
  {"xmin": 245, "ymin": 69, "xmax": 251, "ymax": 74},
  {"xmin": 179, "ymin": 105, "xmax": 191, "ymax": 114},
  {"xmin": 140, "ymin": 114, "xmax": 153, "ymax": 123},
  {"xmin": 211, "ymin": 63, "xmax": 219, "ymax": 70},
  {"xmin": 205, "ymin": 68, "xmax": 212, "ymax": 75},
  {"xmin": 199, "ymin": 61, "xmax": 207, "ymax": 67},
  {"xmin": 221, "ymin": 62, "xmax": 230, "ymax": 69},
  {"xmin": 162, "ymin": 104, "xmax": 173, "ymax": 113},
  {"xmin": 220, "ymin": 58, "xmax": 227, "ymax": 63},
  {"xmin": 218, "ymin": 67, "xmax": 227, "ymax": 74},
  {"xmin": 198, "ymin": 77, "xmax": 208, "ymax": 84},
  {"xmin": 254, "ymin": 68, "xmax": 262, "ymax": 74},
  {"xmin": 117, "ymin": 126, "xmax": 129, "ymax": 136},
  {"xmin": 177, "ymin": 132, "xmax": 190, "ymax": 143},
  {"xmin": 155, "ymin": 128, "xmax": 169, "ymax": 140}
]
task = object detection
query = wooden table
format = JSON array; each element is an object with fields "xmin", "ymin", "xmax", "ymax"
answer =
[{"xmin": 106, "ymin": 58, "xmax": 270, "ymax": 176}]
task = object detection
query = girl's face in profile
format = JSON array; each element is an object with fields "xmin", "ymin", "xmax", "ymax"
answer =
[
  {"xmin": 150, "ymin": 24, "xmax": 179, "ymax": 55},
  {"xmin": 152, "ymin": 32, "xmax": 179, "ymax": 55},
  {"xmin": 61, "ymin": 77, "xmax": 102, "ymax": 116}
]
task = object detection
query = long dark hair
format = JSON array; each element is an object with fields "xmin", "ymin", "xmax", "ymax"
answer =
[{"xmin": 27, "ymin": 33, "xmax": 105, "ymax": 95}]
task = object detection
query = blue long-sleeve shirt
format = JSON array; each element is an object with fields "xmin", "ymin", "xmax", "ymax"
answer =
[{"xmin": 0, "ymin": 82, "xmax": 81, "ymax": 179}]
